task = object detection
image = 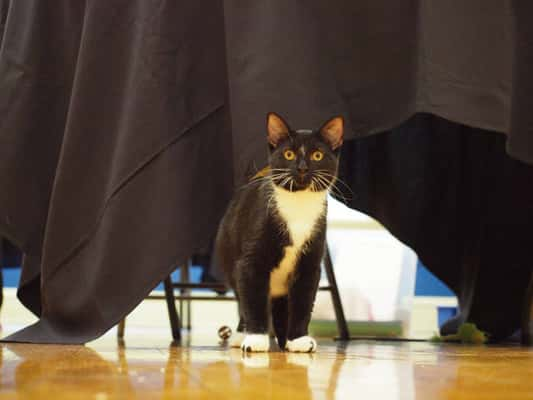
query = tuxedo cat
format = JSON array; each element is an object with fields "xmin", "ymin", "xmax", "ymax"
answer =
[{"xmin": 215, "ymin": 113, "xmax": 343, "ymax": 352}]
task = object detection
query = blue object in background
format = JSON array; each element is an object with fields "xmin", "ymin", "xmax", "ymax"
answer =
[
  {"xmin": 437, "ymin": 306, "xmax": 458, "ymax": 327},
  {"xmin": 415, "ymin": 261, "xmax": 457, "ymax": 328},
  {"xmin": 3, "ymin": 268, "xmax": 21, "ymax": 288},
  {"xmin": 153, "ymin": 266, "xmax": 203, "ymax": 290},
  {"xmin": 2, "ymin": 265, "xmax": 204, "ymax": 289},
  {"xmin": 414, "ymin": 261, "xmax": 455, "ymax": 297}
]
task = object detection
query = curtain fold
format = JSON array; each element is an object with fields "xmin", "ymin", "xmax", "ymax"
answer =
[{"xmin": 0, "ymin": 0, "xmax": 233, "ymax": 343}]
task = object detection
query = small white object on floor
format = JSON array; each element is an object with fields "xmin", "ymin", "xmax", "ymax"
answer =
[{"xmin": 218, "ymin": 325, "xmax": 232, "ymax": 340}]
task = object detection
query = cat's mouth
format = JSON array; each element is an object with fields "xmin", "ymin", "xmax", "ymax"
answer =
[
  {"xmin": 271, "ymin": 176, "xmax": 308, "ymax": 192},
  {"xmin": 296, "ymin": 173, "xmax": 308, "ymax": 184},
  {"xmin": 270, "ymin": 170, "xmax": 334, "ymax": 192},
  {"xmin": 274, "ymin": 174, "xmax": 331, "ymax": 192},
  {"xmin": 283, "ymin": 172, "xmax": 309, "ymax": 190}
]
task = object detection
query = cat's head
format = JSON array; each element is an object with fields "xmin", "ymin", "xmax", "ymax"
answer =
[{"xmin": 266, "ymin": 112, "xmax": 343, "ymax": 192}]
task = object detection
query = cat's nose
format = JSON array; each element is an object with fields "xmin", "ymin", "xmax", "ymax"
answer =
[{"xmin": 297, "ymin": 160, "xmax": 308, "ymax": 174}]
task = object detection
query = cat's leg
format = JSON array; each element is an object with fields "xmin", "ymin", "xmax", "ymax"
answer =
[
  {"xmin": 229, "ymin": 313, "xmax": 246, "ymax": 348},
  {"xmin": 271, "ymin": 295, "xmax": 289, "ymax": 350},
  {"xmin": 229, "ymin": 290, "xmax": 246, "ymax": 347},
  {"xmin": 237, "ymin": 258, "xmax": 271, "ymax": 352},
  {"xmin": 286, "ymin": 247, "xmax": 322, "ymax": 353}
]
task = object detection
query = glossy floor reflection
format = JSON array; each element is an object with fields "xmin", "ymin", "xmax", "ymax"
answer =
[{"xmin": 1, "ymin": 335, "xmax": 532, "ymax": 399}]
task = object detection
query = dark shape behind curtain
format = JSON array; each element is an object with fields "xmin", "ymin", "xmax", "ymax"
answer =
[{"xmin": 339, "ymin": 114, "xmax": 533, "ymax": 341}]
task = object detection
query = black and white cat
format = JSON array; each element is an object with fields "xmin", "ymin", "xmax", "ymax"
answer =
[{"xmin": 215, "ymin": 113, "xmax": 343, "ymax": 352}]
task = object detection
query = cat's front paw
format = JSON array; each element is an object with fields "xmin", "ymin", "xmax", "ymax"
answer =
[
  {"xmin": 285, "ymin": 336, "xmax": 317, "ymax": 353},
  {"xmin": 241, "ymin": 334, "xmax": 270, "ymax": 352}
]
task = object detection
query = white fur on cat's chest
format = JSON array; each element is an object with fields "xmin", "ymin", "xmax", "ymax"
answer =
[{"xmin": 269, "ymin": 186, "xmax": 326, "ymax": 297}]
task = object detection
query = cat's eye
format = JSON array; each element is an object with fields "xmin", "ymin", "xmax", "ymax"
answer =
[
  {"xmin": 284, "ymin": 150, "xmax": 296, "ymax": 160},
  {"xmin": 311, "ymin": 151, "xmax": 324, "ymax": 161}
]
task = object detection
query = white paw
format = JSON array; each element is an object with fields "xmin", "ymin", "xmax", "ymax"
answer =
[
  {"xmin": 285, "ymin": 336, "xmax": 317, "ymax": 353},
  {"xmin": 241, "ymin": 334, "xmax": 270, "ymax": 352},
  {"xmin": 229, "ymin": 332, "xmax": 245, "ymax": 348}
]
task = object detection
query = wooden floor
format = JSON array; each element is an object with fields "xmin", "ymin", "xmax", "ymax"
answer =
[
  {"xmin": 0, "ymin": 291, "xmax": 532, "ymax": 399},
  {"xmin": 1, "ymin": 334, "xmax": 532, "ymax": 399}
]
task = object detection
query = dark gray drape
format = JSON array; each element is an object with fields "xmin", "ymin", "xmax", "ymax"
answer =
[
  {"xmin": 225, "ymin": 1, "xmax": 521, "ymax": 181},
  {"xmin": 0, "ymin": 1, "xmax": 233, "ymax": 343},
  {"xmin": 0, "ymin": 0, "xmax": 531, "ymax": 343}
]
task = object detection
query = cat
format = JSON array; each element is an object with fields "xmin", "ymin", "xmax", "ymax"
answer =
[{"xmin": 215, "ymin": 112, "xmax": 343, "ymax": 352}]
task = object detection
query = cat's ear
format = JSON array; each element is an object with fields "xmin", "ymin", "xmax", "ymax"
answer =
[
  {"xmin": 319, "ymin": 116, "xmax": 344, "ymax": 150},
  {"xmin": 267, "ymin": 112, "xmax": 291, "ymax": 148}
]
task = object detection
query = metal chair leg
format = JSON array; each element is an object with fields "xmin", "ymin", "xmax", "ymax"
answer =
[
  {"xmin": 180, "ymin": 261, "xmax": 192, "ymax": 330},
  {"xmin": 521, "ymin": 272, "xmax": 532, "ymax": 345},
  {"xmin": 324, "ymin": 244, "xmax": 350, "ymax": 340},
  {"xmin": 117, "ymin": 319, "xmax": 126, "ymax": 339},
  {"xmin": 164, "ymin": 276, "xmax": 182, "ymax": 341}
]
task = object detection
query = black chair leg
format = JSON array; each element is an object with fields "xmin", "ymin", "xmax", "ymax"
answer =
[
  {"xmin": 522, "ymin": 272, "xmax": 532, "ymax": 345},
  {"xmin": 324, "ymin": 245, "xmax": 350, "ymax": 340},
  {"xmin": 117, "ymin": 319, "xmax": 125, "ymax": 339},
  {"xmin": 164, "ymin": 276, "xmax": 182, "ymax": 342},
  {"xmin": 180, "ymin": 262, "xmax": 192, "ymax": 330}
]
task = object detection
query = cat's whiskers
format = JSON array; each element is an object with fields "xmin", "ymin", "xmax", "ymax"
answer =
[
  {"xmin": 272, "ymin": 175, "xmax": 291, "ymax": 186},
  {"xmin": 317, "ymin": 178, "xmax": 328, "ymax": 192},
  {"xmin": 314, "ymin": 170, "xmax": 354, "ymax": 197},
  {"xmin": 266, "ymin": 188, "xmax": 276, "ymax": 211},
  {"xmin": 311, "ymin": 177, "xmax": 321, "ymax": 192},
  {"xmin": 267, "ymin": 172, "xmax": 291, "ymax": 187},
  {"xmin": 280, "ymin": 175, "xmax": 292, "ymax": 189},
  {"xmin": 242, "ymin": 172, "xmax": 294, "ymax": 196},
  {"xmin": 326, "ymin": 178, "xmax": 349, "ymax": 202},
  {"xmin": 310, "ymin": 177, "xmax": 319, "ymax": 192},
  {"xmin": 254, "ymin": 170, "xmax": 346, "ymax": 196},
  {"xmin": 270, "ymin": 169, "xmax": 292, "ymax": 180},
  {"xmin": 314, "ymin": 172, "xmax": 349, "ymax": 204},
  {"xmin": 243, "ymin": 174, "xmax": 277, "ymax": 188},
  {"xmin": 313, "ymin": 173, "xmax": 331, "ymax": 191},
  {"xmin": 313, "ymin": 173, "xmax": 344, "ymax": 201},
  {"xmin": 317, "ymin": 176, "xmax": 342, "ymax": 199}
]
